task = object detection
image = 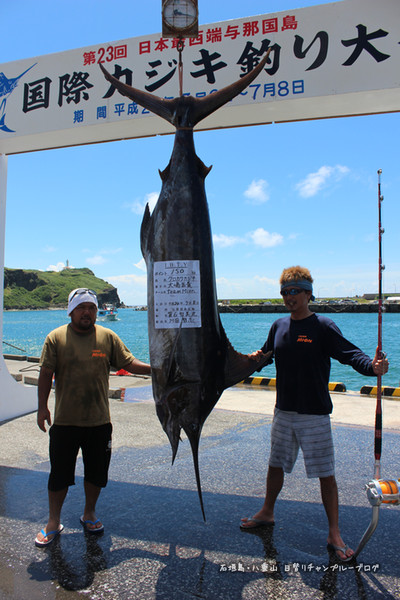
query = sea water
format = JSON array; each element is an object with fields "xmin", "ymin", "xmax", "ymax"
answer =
[{"xmin": 2, "ymin": 308, "xmax": 399, "ymax": 391}]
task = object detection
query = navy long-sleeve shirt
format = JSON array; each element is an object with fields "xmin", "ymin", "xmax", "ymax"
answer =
[{"xmin": 261, "ymin": 313, "xmax": 374, "ymax": 415}]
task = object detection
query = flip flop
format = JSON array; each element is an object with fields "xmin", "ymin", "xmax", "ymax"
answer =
[
  {"xmin": 240, "ymin": 517, "xmax": 275, "ymax": 529},
  {"xmin": 80, "ymin": 516, "xmax": 104, "ymax": 534},
  {"xmin": 327, "ymin": 542, "xmax": 354, "ymax": 562},
  {"xmin": 35, "ymin": 524, "xmax": 64, "ymax": 548}
]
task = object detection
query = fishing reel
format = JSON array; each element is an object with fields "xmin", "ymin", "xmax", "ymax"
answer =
[{"xmin": 365, "ymin": 479, "xmax": 400, "ymax": 506}]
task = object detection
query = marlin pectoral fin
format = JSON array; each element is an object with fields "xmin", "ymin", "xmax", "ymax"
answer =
[
  {"xmin": 140, "ymin": 203, "xmax": 152, "ymax": 258},
  {"xmin": 220, "ymin": 321, "xmax": 273, "ymax": 389}
]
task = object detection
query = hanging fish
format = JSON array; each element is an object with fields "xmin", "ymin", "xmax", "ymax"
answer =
[{"xmin": 100, "ymin": 52, "xmax": 272, "ymax": 519}]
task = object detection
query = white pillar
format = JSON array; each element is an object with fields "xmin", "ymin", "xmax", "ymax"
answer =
[
  {"xmin": 0, "ymin": 154, "xmax": 37, "ymax": 422},
  {"xmin": 0, "ymin": 154, "xmax": 7, "ymax": 341}
]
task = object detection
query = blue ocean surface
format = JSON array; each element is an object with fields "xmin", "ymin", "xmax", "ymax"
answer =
[{"xmin": 2, "ymin": 308, "xmax": 399, "ymax": 391}]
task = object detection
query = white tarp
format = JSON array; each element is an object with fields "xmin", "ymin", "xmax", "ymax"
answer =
[{"xmin": 0, "ymin": 0, "xmax": 399, "ymax": 155}]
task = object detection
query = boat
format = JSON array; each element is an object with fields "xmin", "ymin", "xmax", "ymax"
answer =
[{"xmin": 97, "ymin": 303, "xmax": 118, "ymax": 321}]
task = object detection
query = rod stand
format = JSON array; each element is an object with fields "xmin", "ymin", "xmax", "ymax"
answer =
[
  {"xmin": 353, "ymin": 478, "xmax": 400, "ymax": 560},
  {"xmin": 353, "ymin": 505, "xmax": 380, "ymax": 560}
]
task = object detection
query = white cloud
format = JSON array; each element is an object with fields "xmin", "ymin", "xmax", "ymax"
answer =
[
  {"xmin": 216, "ymin": 275, "xmax": 280, "ymax": 300},
  {"xmin": 128, "ymin": 200, "xmax": 146, "ymax": 215},
  {"xmin": 249, "ymin": 228, "xmax": 283, "ymax": 248},
  {"xmin": 99, "ymin": 247, "xmax": 123, "ymax": 255},
  {"xmin": 255, "ymin": 275, "xmax": 277, "ymax": 286},
  {"xmin": 106, "ymin": 273, "xmax": 148, "ymax": 305},
  {"xmin": 295, "ymin": 165, "xmax": 350, "ymax": 198},
  {"xmin": 134, "ymin": 258, "xmax": 147, "ymax": 272},
  {"xmin": 127, "ymin": 191, "xmax": 159, "ymax": 215},
  {"xmin": 107, "ymin": 273, "xmax": 147, "ymax": 286},
  {"xmin": 213, "ymin": 233, "xmax": 243, "ymax": 248},
  {"xmin": 86, "ymin": 255, "xmax": 107, "ymax": 266},
  {"xmin": 47, "ymin": 262, "xmax": 68, "ymax": 272},
  {"xmin": 244, "ymin": 179, "xmax": 269, "ymax": 204},
  {"xmin": 145, "ymin": 192, "xmax": 159, "ymax": 212}
]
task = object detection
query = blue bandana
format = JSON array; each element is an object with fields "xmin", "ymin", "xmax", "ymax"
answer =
[{"xmin": 280, "ymin": 279, "xmax": 315, "ymax": 301}]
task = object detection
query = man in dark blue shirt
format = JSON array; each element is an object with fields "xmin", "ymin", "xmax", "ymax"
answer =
[{"xmin": 241, "ymin": 266, "xmax": 389, "ymax": 562}]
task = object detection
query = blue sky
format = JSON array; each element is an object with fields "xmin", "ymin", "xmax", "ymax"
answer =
[{"xmin": 1, "ymin": 0, "xmax": 399, "ymax": 305}]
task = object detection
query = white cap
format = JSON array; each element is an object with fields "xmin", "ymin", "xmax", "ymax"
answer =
[{"xmin": 67, "ymin": 288, "xmax": 98, "ymax": 316}]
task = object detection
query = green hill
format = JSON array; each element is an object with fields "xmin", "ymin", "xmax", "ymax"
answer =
[{"xmin": 3, "ymin": 267, "xmax": 121, "ymax": 310}]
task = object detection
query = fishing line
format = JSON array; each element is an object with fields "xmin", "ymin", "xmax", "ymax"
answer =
[{"xmin": 2, "ymin": 340, "xmax": 26, "ymax": 352}]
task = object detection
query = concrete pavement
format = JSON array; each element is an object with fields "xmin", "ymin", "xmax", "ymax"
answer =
[
  {"xmin": 0, "ymin": 358, "xmax": 400, "ymax": 599},
  {"xmin": 5, "ymin": 356, "xmax": 400, "ymax": 430}
]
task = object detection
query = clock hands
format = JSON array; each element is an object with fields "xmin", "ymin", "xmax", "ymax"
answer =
[{"xmin": 172, "ymin": 9, "xmax": 191, "ymax": 17}]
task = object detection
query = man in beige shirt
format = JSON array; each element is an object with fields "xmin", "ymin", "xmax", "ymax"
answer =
[{"xmin": 35, "ymin": 288, "xmax": 151, "ymax": 547}]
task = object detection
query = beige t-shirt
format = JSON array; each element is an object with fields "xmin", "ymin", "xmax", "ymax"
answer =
[{"xmin": 40, "ymin": 324, "xmax": 134, "ymax": 426}]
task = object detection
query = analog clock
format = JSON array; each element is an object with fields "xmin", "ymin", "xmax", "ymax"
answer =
[{"xmin": 162, "ymin": 0, "xmax": 198, "ymax": 37}]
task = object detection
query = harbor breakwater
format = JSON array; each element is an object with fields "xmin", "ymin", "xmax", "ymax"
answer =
[{"xmin": 218, "ymin": 302, "xmax": 400, "ymax": 314}]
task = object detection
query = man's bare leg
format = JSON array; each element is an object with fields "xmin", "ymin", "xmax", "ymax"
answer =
[
  {"xmin": 36, "ymin": 487, "xmax": 68, "ymax": 543},
  {"xmin": 241, "ymin": 466, "xmax": 283, "ymax": 527},
  {"xmin": 320, "ymin": 475, "xmax": 354, "ymax": 560},
  {"xmin": 81, "ymin": 480, "xmax": 103, "ymax": 531}
]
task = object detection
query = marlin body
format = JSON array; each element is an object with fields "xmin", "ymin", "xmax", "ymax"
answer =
[{"xmin": 101, "ymin": 54, "xmax": 271, "ymax": 518}]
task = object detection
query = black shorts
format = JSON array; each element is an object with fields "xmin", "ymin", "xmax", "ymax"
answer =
[{"xmin": 48, "ymin": 423, "xmax": 112, "ymax": 491}]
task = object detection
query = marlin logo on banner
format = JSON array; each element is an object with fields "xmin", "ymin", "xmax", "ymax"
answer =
[{"xmin": 0, "ymin": 64, "xmax": 36, "ymax": 132}]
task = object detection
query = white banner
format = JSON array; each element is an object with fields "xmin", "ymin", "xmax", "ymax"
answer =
[{"xmin": 0, "ymin": 0, "xmax": 398, "ymax": 154}]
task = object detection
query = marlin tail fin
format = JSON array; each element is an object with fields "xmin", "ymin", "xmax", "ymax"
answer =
[{"xmin": 100, "ymin": 48, "xmax": 270, "ymax": 130}]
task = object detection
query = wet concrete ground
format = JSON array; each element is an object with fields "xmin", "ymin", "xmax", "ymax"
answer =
[{"xmin": 1, "ymin": 382, "xmax": 400, "ymax": 599}]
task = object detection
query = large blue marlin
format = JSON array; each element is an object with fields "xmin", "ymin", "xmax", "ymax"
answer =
[{"xmin": 101, "ymin": 54, "xmax": 271, "ymax": 518}]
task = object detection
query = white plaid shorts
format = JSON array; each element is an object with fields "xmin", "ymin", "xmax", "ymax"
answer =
[{"xmin": 269, "ymin": 408, "xmax": 335, "ymax": 478}]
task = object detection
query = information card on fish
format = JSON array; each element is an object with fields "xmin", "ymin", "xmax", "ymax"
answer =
[{"xmin": 153, "ymin": 260, "xmax": 201, "ymax": 329}]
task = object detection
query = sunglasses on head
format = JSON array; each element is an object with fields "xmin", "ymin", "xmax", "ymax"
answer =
[
  {"xmin": 281, "ymin": 288, "xmax": 304, "ymax": 297},
  {"xmin": 70, "ymin": 288, "xmax": 97, "ymax": 301}
]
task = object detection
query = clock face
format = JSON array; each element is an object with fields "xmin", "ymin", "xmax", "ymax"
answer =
[{"xmin": 163, "ymin": 0, "xmax": 198, "ymax": 32}]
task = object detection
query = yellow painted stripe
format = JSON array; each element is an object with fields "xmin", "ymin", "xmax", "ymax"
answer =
[
  {"xmin": 237, "ymin": 378, "xmax": 347, "ymax": 390},
  {"xmin": 237, "ymin": 377, "xmax": 276, "ymax": 387},
  {"xmin": 360, "ymin": 386, "xmax": 400, "ymax": 398},
  {"xmin": 329, "ymin": 382, "xmax": 347, "ymax": 392}
]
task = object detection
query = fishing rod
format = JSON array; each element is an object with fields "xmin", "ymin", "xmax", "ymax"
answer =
[
  {"xmin": 353, "ymin": 169, "xmax": 400, "ymax": 561},
  {"xmin": 374, "ymin": 168, "xmax": 384, "ymax": 479}
]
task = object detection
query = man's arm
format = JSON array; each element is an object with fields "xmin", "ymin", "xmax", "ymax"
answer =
[
  {"xmin": 326, "ymin": 320, "xmax": 389, "ymax": 377},
  {"xmin": 37, "ymin": 366, "xmax": 54, "ymax": 432},
  {"xmin": 123, "ymin": 358, "xmax": 151, "ymax": 376}
]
